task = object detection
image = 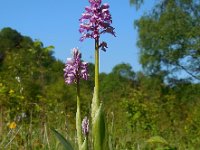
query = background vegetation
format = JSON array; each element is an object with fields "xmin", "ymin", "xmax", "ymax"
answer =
[{"xmin": 0, "ymin": 0, "xmax": 200, "ymax": 149}]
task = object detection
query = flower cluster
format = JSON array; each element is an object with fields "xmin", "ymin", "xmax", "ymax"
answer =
[
  {"xmin": 79, "ymin": 0, "xmax": 115, "ymax": 42},
  {"xmin": 63, "ymin": 48, "xmax": 89, "ymax": 84},
  {"xmin": 82, "ymin": 116, "xmax": 89, "ymax": 136}
]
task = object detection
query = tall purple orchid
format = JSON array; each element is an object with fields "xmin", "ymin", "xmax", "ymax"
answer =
[
  {"xmin": 79, "ymin": 0, "xmax": 115, "ymax": 149},
  {"xmin": 79, "ymin": 0, "xmax": 115, "ymax": 103},
  {"xmin": 79, "ymin": 0, "xmax": 115, "ymax": 50}
]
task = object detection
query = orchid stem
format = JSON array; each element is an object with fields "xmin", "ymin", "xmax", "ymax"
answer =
[
  {"xmin": 95, "ymin": 38, "xmax": 99, "ymax": 106},
  {"xmin": 76, "ymin": 80, "xmax": 82, "ymax": 150}
]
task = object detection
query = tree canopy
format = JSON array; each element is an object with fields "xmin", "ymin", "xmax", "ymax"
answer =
[{"xmin": 135, "ymin": 0, "xmax": 200, "ymax": 81}]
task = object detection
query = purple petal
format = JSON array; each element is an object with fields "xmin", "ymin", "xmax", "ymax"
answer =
[
  {"xmin": 79, "ymin": 0, "xmax": 115, "ymax": 40},
  {"xmin": 64, "ymin": 48, "xmax": 89, "ymax": 84}
]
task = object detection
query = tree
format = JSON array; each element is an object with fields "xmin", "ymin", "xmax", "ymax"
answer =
[
  {"xmin": 135, "ymin": 0, "xmax": 200, "ymax": 81},
  {"xmin": 112, "ymin": 63, "xmax": 135, "ymax": 80},
  {"xmin": 130, "ymin": 0, "xmax": 144, "ymax": 9}
]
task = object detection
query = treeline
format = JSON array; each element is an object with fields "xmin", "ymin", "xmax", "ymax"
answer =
[{"xmin": 0, "ymin": 27, "xmax": 200, "ymax": 149}]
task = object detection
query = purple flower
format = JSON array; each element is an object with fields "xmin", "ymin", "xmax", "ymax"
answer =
[
  {"xmin": 79, "ymin": 0, "xmax": 115, "ymax": 42},
  {"xmin": 99, "ymin": 41, "xmax": 108, "ymax": 52},
  {"xmin": 63, "ymin": 48, "xmax": 89, "ymax": 84},
  {"xmin": 82, "ymin": 116, "xmax": 89, "ymax": 136}
]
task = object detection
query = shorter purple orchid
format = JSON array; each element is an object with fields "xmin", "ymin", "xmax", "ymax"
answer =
[
  {"xmin": 64, "ymin": 48, "xmax": 89, "ymax": 84},
  {"xmin": 82, "ymin": 116, "xmax": 89, "ymax": 136}
]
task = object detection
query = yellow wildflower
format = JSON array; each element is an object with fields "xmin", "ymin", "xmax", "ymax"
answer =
[{"xmin": 9, "ymin": 122, "xmax": 17, "ymax": 129}]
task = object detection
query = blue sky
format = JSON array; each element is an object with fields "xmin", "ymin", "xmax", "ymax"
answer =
[{"xmin": 0, "ymin": 0, "xmax": 155, "ymax": 73}]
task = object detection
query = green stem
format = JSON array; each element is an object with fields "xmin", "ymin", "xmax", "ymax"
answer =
[
  {"xmin": 76, "ymin": 80, "xmax": 82, "ymax": 150},
  {"xmin": 85, "ymin": 136, "xmax": 89, "ymax": 150},
  {"xmin": 95, "ymin": 38, "xmax": 99, "ymax": 106},
  {"xmin": 81, "ymin": 136, "xmax": 89, "ymax": 150}
]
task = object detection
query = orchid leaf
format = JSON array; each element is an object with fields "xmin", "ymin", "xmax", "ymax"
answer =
[{"xmin": 51, "ymin": 128, "xmax": 74, "ymax": 150}]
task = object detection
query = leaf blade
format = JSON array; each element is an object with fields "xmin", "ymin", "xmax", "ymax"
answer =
[{"xmin": 51, "ymin": 128, "xmax": 74, "ymax": 150}]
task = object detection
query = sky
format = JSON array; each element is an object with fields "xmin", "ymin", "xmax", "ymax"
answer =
[{"xmin": 0, "ymin": 0, "xmax": 156, "ymax": 73}]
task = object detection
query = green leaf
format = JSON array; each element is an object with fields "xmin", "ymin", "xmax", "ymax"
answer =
[
  {"xmin": 146, "ymin": 136, "xmax": 168, "ymax": 145},
  {"xmin": 91, "ymin": 87, "xmax": 98, "ymax": 123},
  {"xmin": 93, "ymin": 104, "xmax": 106, "ymax": 150},
  {"xmin": 51, "ymin": 128, "xmax": 74, "ymax": 150}
]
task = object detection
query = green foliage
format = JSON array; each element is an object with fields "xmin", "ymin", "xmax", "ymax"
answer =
[
  {"xmin": 112, "ymin": 63, "xmax": 135, "ymax": 80},
  {"xmin": 0, "ymin": 27, "xmax": 200, "ymax": 149},
  {"xmin": 92, "ymin": 104, "xmax": 106, "ymax": 150},
  {"xmin": 135, "ymin": 0, "xmax": 200, "ymax": 81},
  {"xmin": 91, "ymin": 87, "xmax": 107, "ymax": 150},
  {"xmin": 0, "ymin": 27, "xmax": 22, "ymax": 52}
]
